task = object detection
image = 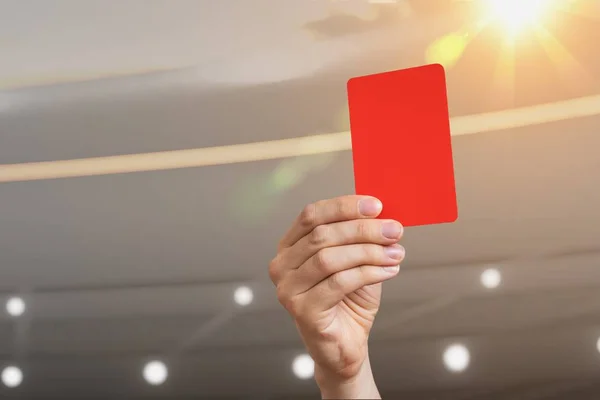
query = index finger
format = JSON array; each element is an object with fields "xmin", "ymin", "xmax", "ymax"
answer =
[{"xmin": 278, "ymin": 195, "xmax": 383, "ymax": 250}]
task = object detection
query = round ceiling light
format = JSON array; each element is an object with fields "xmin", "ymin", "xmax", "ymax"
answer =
[
  {"xmin": 480, "ymin": 268, "xmax": 502, "ymax": 289},
  {"xmin": 292, "ymin": 354, "xmax": 314, "ymax": 380},
  {"xmin": 143, "ymin": 361, "xmax": 168, "ymax": 386},
  {"xmin": 443, "ymin": 344, "xmax": 470, "ymax": 373},
  {"xmin": 1, "ymin": 366, "xmax": 23, "ymax": 388},
  {"xmin": 5, "ymin": 297, "xmax": 26, "ymax": 317},
  {"xmin": 234, "ymin": 286, "xmax": 254, "ymax": 306}
]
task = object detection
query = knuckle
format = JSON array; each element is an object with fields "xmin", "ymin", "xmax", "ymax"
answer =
[
  {"xmin": 334, "ymin": 197, "xmax": 354, "ymax": 218},
  {"xmin": 356, "ymin": 265, "xmax": 369, "ymax": 283},
  {"xmin": 355, "ymin": 220, "xmax": 371, "ymax": 239},
  {"xmin": 275, "ymin": 284, "xmax": 288, "ymax": 305},
  {"xmin": 327, "ymin": 271, "xmax": 346, "ymax": 293},
  {"xmin": 281, "ymin": 293, "xmax": 302, "ymax": 317},
  {"xmin": 275, "ymin": 284, "xmax": 304, "ymax": 319},
  {"xmin": 268, "ymin": 257, "xmax": 281, "ymax": 283},
  {"xmin": 308, "ymin": 225, "xmax": 329, "ymax": 247},
  {"xmin": 313, "ymin": 249, "xmax": 335, "ymax": 274},
  {"xmin": 299, "ymin": 203, "xmax": 317, "ymax": 228},
  {"xmin": 360, "ymin": 244, "xmax": 382, "ymax": 263},
  {"xmin": 288, "ymin": 298, "xmax": 304, "ymax": 319}
]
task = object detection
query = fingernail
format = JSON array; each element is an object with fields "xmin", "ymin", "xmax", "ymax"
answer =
[
  {"xmin": 384, "ymin": 265, "xmax": 400, "ymax": 274},
  {"xmin": 381, "ymin": 221, "xmax": 403, "ymax": 239},
  {"xmin": 358, "ymin": 198, "xmax": 382, "ymax": 217},
  {"xmin": 384, "ymin": 245, "xmax": 405, "ymax": 261}
]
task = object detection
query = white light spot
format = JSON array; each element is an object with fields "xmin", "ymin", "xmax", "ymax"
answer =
[
  {"xmin": 143, "ymin": 361, "xmax": 168, "ymax": 386},
  {"xmin": 596, "ymin": 337, "xmax": 600, "ymax": 354},
  {"xmin": 480, "ymin": 268, "xmax": 502, "ymax": 289},
  {"xmin": 1, "ymin": 366, "xmax": 23, "ymax": 388},
  {"xmin": 234, "ymin": 286, "xmax": 254, "ymax": 306},
  {"xmin": 443, "ymin": 344, "xmax": 470, "ymax": 373},
  {"xmin": 487, "ymin": 0, "xmax": 553, "ymax": 35},
  {"xmin": 5, "ymin": 297, "xmax": 26, "ymax": 317},
  {"xmin": 292, "ymin": 354, "xmax": 314, "ymax": 380}
]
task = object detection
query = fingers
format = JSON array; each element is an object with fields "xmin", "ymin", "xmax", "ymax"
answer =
[
  {"xmin": 283, "ymin": 243, "xmax": 405, "ymax": 295},
  {"xmin": 304, "ymin": 264, "xmax": 400, "ymax": 311},
  {"xmin": 278, "ymin": 219, "xmax": 403, "ymax": 277},
  {"xmin": 277, "ymin": 196, "xmax": 383, "ymax": 250}
]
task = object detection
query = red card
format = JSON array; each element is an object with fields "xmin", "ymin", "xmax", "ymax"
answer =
[{"xmin": 347, "ymin": 63, "xmax": 458, "ymax": 227}]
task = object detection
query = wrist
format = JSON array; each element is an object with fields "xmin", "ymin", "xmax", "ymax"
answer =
[{"xmin": 315, "ymin": 357, "xmax": 380, "ymax": 399}]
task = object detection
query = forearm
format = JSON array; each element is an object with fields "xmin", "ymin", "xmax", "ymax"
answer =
[{"xmin": 315, "ymin": 356, "xmax": 381, "ymax": 400}]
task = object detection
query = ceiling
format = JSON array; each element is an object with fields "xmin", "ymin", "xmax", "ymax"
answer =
[
  {"xmin": 0, "ymin": 0, "xmax": 336, "ymax": 88},
  {"xmin": 2, "ymin": 0, "xmax": 600, "ymax": 398},
  {"xmin": 0, "ymin": 0, "xmax": 432, "ymax": 90}
]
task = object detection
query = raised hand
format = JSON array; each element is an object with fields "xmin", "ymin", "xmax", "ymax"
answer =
[{"xmin": 269, "ymin": 196, "xmax": 405, "ymax": 399}]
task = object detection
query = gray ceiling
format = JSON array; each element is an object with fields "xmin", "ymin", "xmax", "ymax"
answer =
[{"xmin": 1, "ymin": 0, "xmax": 600, "ymax": 398}]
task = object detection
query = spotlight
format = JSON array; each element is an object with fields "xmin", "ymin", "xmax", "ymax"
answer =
[
  {"xmin": 5, "ymin": 297, "xmax": 26, "ymax": 317},
  {"xmin": 480, "ymin": 268, "xmax": 502, "ymax": 289},
  {"xmin": 596, "ymin": 337, "xmax": 600, "ymax": 354},
  {"xmin": 233, "ymin": 286, "xmax": 253, "ymax": 306},
  {"xmin": 443, "ymin": 344, "xmax": 470, "ymax": 373},
  {"xmin": 1, "ymin": 366, "xmax": 23, "ymax": 388},
  {"xmin": 292, "ymin": 354, "xmax": 314, "ymax": 380},
  {"xmin": 143, "ymin": 361, "xmax": 168, "ymax": 386}
]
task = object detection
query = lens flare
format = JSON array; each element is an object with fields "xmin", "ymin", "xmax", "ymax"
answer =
[
  {"xmin": 486, "ymin": 0, "xmax": 555, "ymax": 35},
  {"xmin": 426, "ymin": 32, "xmax": 470, "ymax": 69}
]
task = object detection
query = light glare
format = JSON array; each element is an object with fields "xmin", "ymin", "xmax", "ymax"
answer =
[
  {"xmin": 234, "ymin": 286, "xmax": 254, "ymax": 306},
  {"xmin": 1, "ymin": 366, "xmax": 23, "ymax": 388},
  {"xmin": 487, "ymin": 0, "xmax": 554, "ymax": 34},
  {"xmin": 292, "ymin": 354, "xmax": 314, "ymax": 380},
  {"xmin": 5, "ymin": 297, "xmax": 26, "ymax": 317},
  {"xmin": 480, "ymin": 268, "xmax": 502, "ymax": 289},
  {"xmin": 443, "ymin": 344, "xmax": 470, "ymax": 373},
  {"xmin": 143, "ymin": 361, "xmax": 168, "ymax": 386}
]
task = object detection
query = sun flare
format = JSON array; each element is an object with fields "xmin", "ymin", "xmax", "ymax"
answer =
[{"xmin": 486, "ymin": 0, "xmax": 557, "ymax": 35}]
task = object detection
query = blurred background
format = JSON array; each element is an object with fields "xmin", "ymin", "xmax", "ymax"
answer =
[{"xmin": 1, "ymin": 0, "xmax": 600, "ymax": 398}]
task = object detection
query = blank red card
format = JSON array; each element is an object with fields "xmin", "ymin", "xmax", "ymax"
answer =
[{"xmin": 347, "ymin": 63, "xmax": 458, "ymax": 227}]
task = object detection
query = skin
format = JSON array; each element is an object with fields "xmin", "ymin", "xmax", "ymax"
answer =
[{"xmin": 269, "ymin": 195, "xmax": 405, "ymax": 399}]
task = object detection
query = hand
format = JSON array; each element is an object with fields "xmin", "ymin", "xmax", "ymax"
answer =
[{"xmin": 269, "ymin": 196, "xmax": 405, "ymax": 399}]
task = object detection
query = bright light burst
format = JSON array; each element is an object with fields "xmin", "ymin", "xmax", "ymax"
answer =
[
  {"xmin": 485, "ymin": 0, "xmax": 557, "ymax": 35},
  {"xmin": 428, "ymin": 0, "xmax": 572, "ymax": 69}
]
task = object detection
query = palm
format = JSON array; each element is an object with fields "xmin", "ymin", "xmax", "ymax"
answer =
[{"xmin": 308, "ymin": 283, "xmax": 382, "ymax": 375}]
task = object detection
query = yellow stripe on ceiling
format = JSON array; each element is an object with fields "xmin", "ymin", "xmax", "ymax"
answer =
[
  {"xmin": 0, "ymin": 68, "xmax": 174, "ymax": 90},
  {"xmin": 1, "ymin": 94, "xmax": 600, "ymax": 183}
]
